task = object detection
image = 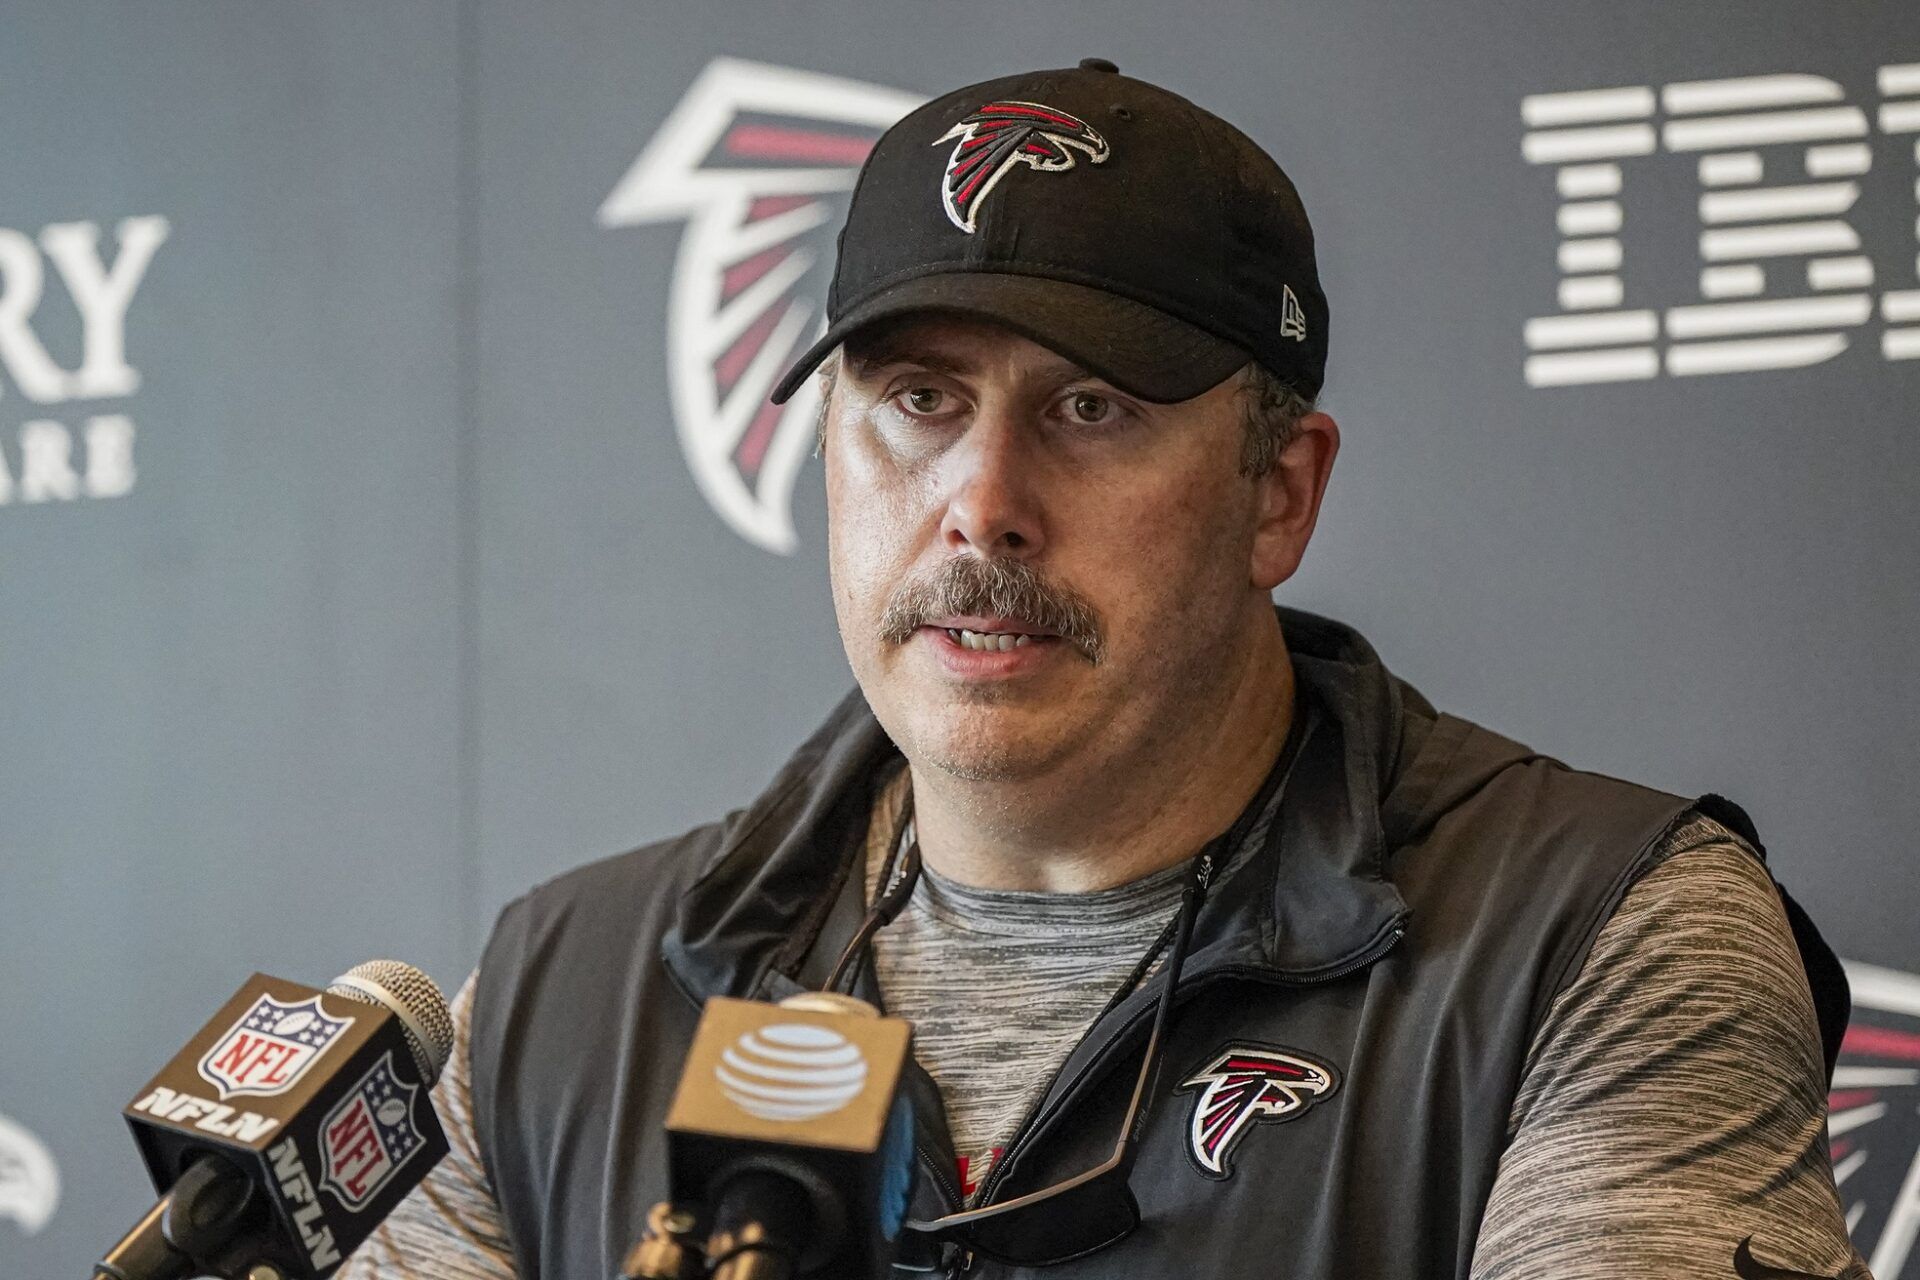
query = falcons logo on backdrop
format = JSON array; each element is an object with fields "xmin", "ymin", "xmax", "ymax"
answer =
[
  {"xmin": 1829, "ymin": 961, "xmax": 1920, "ymax": 1278},
  {"xmin": 0, "ymin": 1111, "xmax": 59, "ymax": 1237},
  {"xmin": 1178, "ymin": 1043, "xmax": 1338, "ymax": 1179},
  {"xmin": 599, "ymin": 59, "xmax": 921, "ymax": 554},
  {"xmin": 934, "ymin": 101, "xmax": 1110, "ymax": 234}
]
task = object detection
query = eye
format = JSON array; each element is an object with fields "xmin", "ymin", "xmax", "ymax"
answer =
[
  {"xmin": 1064, "ymin": 391, "xmax": 1119, "ymax": 426},
  {"xmin": 897, "ymin": 386, "xmax": 949, "ymax": 416}
]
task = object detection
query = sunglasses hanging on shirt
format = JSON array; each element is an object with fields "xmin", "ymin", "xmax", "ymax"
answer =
[{"xmin": 823, "ymin": 806, "xmax": 1217, "ymax": 1271}]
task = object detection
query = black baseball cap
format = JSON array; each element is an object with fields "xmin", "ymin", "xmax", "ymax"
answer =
[{"xmin": 770, "ymin": 58, "xmax": 1328, "ymax": 406}]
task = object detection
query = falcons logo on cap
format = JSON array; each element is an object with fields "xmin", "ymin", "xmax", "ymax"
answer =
[
  {"xmin": 934, "ymin": 101, "xmax": 1110, "ymax": 234},
  {"xmin": 599, "ymin": 59, "xmax": 921, "ymax": 554},
  {"xmin": 1827, "ymin": 961, "xmax": 1920, "ymax": 1277},
  {"xmin": 1178, "ymin": 1043, "xmax": 1338, "ymax": 1179}
]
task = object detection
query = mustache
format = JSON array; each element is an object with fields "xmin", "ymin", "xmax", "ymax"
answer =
[{"xmin": 879, "ymin": 556, "xmax": 1106, "ymax": 663}]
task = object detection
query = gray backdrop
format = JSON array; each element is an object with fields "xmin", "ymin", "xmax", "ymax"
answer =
[{"xmin": 3, "ymin": 1, "xmax": 1916, "ymax": 1274}]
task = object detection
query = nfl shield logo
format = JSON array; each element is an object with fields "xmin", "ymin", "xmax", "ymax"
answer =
[
  {"xmin": 320, "ymin": 1050, "xmax": 426, "ymax": 1211},
  {"xmin": 197, "ymin": 993, "xmax": 355, "ymax": 1100}
]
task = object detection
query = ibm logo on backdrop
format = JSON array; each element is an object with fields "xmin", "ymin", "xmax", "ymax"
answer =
[{"xmin": 1521, "ymin": 62, "xmax": 1920, "ymax": 387}]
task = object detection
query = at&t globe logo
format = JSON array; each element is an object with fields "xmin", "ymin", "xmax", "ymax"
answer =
[{"xmin": 716, "ymin": 1022, "xmax": 869, "ymax": 1122}]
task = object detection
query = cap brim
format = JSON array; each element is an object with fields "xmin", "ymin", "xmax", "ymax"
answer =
[{"xmin": 769, "ymin": 272, "xmax": 1251, "ymax": 405}]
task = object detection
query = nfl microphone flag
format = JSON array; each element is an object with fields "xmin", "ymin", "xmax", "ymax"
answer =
[{"xmin": 117, "ymin": 972, "xmax": 449, "ymax": 1277}]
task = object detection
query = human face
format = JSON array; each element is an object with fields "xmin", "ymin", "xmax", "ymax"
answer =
[{"xmin": 824, "ymin": 315, "xmax": 1273, "ymax": 785}]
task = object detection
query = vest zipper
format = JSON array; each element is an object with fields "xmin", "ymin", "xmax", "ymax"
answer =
[
  {"xmin": 968, "ymin": 919, "xmax": 1408, "ymax": 1212},
  {"xmin": 914, "ymin": 1138, "xmax": 965, "ymax": 1214}
]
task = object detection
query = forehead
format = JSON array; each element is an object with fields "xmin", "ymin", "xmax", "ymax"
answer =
[{"xmin": 840, "ymin": 314, "xmax": 1092, "ymax": 382}]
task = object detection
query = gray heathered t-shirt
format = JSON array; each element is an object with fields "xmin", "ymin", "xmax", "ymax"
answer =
[
  {"xmin": 863, "ymin": 797, "xmax": 1186, "ymax": 1197},
  {"xmin": 860, "ymin": 763, "xmax": 1272, "ymax": 1202}
]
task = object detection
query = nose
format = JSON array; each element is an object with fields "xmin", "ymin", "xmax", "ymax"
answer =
[{"xmin": 938, "ymin": 406, "xmax": 1045, "ymax": 558}]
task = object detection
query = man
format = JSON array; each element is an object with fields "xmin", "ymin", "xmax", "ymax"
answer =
[{"xmin": 345, "ymin": 61, "xmax": 1867, "ymax": 1279}]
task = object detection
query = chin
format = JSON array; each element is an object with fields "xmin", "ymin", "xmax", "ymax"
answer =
[
  {"xmin": 919, "ymin": 745, "xmax": 1038, "ymax": 783},
  {"xmin": 905, "ymin": 708, "xmax": 1075, "ymax": 783}
]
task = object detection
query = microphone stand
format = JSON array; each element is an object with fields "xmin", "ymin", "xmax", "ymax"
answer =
[
  {"xmin": 620, "ymin": 1202, "xmax": 710, "ymax": 1279},
  {"xmin": 91, "ymin": 1155, "xmax": 293, "ymax": 1280},
  {"xmin": 620, "ymin": 1183, "xmax": 816, "ymax": 1280}
]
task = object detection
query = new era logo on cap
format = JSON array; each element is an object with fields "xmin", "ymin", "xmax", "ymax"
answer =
[{"xmin": 1281, "ymin": 285, "xmax": 1308, "ymax": 342}]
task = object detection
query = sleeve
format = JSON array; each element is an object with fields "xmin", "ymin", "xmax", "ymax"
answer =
[
  {"xmin": 335, "ymin": 970, "xmax": 520, "ymax": 1280},
  {"xmin": 1468, "ymin": 816, "xmax": 1871, "ymax": 1280}
]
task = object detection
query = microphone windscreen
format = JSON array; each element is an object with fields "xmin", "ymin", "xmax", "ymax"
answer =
[{"xmin": 326, "ymin": 961, "xmax": 454, "ymax": 1087}]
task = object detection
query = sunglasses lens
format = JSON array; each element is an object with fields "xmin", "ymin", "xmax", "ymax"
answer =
[{"xmin": 960, "ymin": 1169, "xmax": 1140, "ymax": 1267}]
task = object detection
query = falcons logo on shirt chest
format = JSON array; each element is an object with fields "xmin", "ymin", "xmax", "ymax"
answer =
[{"xmin": 1177, "ymin": 1043, "xmax": 1340, "ymax": 1179}]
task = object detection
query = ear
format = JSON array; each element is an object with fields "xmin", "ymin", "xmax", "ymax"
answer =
[{"xmin": 1249, "ymin": 411, "xmax": 1340, "ymax": 591}]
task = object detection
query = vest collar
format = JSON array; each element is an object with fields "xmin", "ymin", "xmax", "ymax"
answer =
[{"xmin": 661, "ymin": 607, "xmax": 1426, "ymax": 1004}]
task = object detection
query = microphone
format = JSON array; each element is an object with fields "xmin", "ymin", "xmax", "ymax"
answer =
[
  {"xmin": 633, "ymin": 991, "xmax": 916, "ymax": 1280},
  {"xmin": 94, "ymin": 960, "xmax": 455, "ymax": 1280}
]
